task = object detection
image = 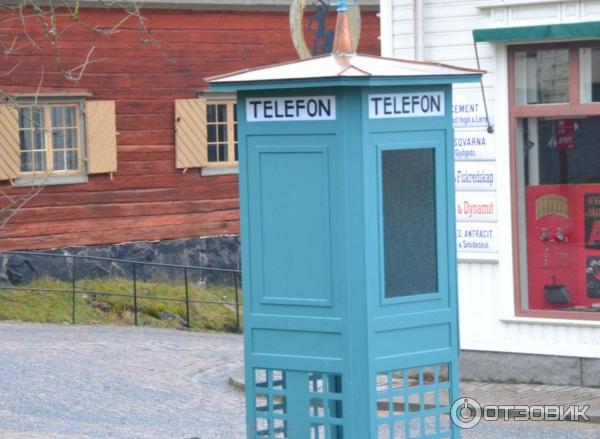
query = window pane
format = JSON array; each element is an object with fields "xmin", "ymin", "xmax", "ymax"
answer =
[
  {"xmin": 382, "ymin": 148, "xmax": 438, "ymax": 298},
  {"xmin": 21, "ymin": 152, "xmax": 33, "ymax": 172},
  {"xmin": 34, "ymin": 128, "xmax": 44, "ymax": 150},
  {"xmin": 33, "ymin": 151, "xmax": 46, "ymax": 172},
  {"xmin": 66, "ymin": 150, "xmax": 79, "ymax": 170},
  {"xmin": 217, "ymin": 104, "xmax": 227, "ymax": 122},
  {"xmin": 207, "ymin": 124, "xmax": 217, "ymax": 142},
  {"xmin": 233, "ymin": 104, "xmax": 238, "ymax": 122},
  {"xmin": 580, "ymin": 47, "xmax": 600, "ymax": 103},
  {"xmin": 65, "ymin": 107, "xmax": 76, "ymax": 127},
  {"xmin": 235, "ymin": 143, "xmax": 238, "ymax": 161},
  {"xmin": 207, "ymin": 105, "xmax": 216, "ymax": 123},
  {"xmin": 66, "ymin": 129, "xmax": 77, "ymax": 148},
  {"xmin": 218, "ymin": 124, "xmax": 228, "ymax": 143},
  {"xmin": 219, "ymin": 143, "xmax": 228, "ymax": 162},
  {"xmin": 208, "ymin": 144, "xmax": 217, "ymax": 162},
  {"xmin": 519, "ymin": 116, "xmax": 600, "ymax": 315},
  {"xmin": 51, "ymin": 107, "xmax": 64, "ymax": 127},
  {"xmin": 53, "ymin": 150, "xmax": 66, "ymax": 171},
  {"xmin": 53, "ymin": 129, "xmax": 65, "ymax": 149},
  {"xmin": 32, "ymin": 107, "xmax": 44, "ymax": 128},
  {"xmin": 515, "ymin": 49, "xmax": 569, "ymax": 105},
  {"xmin": 20, "ymin": 130, "xmax": 33, "ymax": 151},
  {"xmin": 20, "ymin": 108, "xmax": 31, "ymax": 129}
]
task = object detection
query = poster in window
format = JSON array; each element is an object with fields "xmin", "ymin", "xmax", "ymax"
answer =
[
  {"xmin": 586, "ymin": 257, "xmax": 600, "ymax": 298},
  {"xmin": 556, "ymin": 119, "xmax": 576, "ymax": 151},
  {"xmin": 584, "ymin": 194, "xmax": 600, "ymax": 249}
]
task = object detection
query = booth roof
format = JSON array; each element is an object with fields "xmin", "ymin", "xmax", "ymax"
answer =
[{"xmin": 206, "ymin": 53, "xmax": 484, "ymax": 85}]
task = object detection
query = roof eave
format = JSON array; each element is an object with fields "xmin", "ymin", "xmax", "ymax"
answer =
[{"xmin": 209, "ymin": 74, "xmax": 483, "ymax": 92}]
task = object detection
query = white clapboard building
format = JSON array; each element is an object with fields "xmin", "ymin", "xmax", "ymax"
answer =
[{"xmin": 380, "ymin": 0, "xmax": 600, "ymax": 386}]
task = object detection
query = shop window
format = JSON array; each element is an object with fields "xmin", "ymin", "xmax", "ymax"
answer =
[
  {"xmin": 0, "ymin": 99, "xmax": 117, "ymax": 186},
  {"xmin": 511, "ymin": 42, "xmax": 600, "ymax": 318}
]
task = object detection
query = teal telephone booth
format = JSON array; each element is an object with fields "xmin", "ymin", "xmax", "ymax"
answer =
[{"xmin": 208, "ymin": 29, "xmax": 482, "ymax": 439}]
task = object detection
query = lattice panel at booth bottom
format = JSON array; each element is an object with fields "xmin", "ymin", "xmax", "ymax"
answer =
[
  {"xmin": 252, "ymin": 368, "xmax": 344, "ymax": 439},
  {"xmin": 376, "ymin": 363, "xmax": 453, "ymax": 439}
]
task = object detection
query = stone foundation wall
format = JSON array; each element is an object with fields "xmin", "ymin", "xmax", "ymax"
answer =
[{"xmin": 0, "ymin": 235, "xmax": 241, "ymax": 287}]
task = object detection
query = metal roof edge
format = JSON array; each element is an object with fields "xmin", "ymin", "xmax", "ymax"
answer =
[
  {"xmin": 206, "ymin": 53, "xmax": 486, "ymax": 84},
  {"xmin": 209, "ymin": 74, "xmax": 483, "ymax": 92}
]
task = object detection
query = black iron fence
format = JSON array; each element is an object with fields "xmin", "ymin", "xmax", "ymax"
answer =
[{"xmin": 0, "ymin": 251, "xmax": 242, "ymax": 332}]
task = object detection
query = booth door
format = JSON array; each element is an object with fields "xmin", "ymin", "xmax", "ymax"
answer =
[{"xmin": 367, "ymin": 129, "xmax": 459, "ymax": 439}]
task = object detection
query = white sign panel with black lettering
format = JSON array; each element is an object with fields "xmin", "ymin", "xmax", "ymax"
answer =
[
  {"xmin": 455, "ymin": 161, "xmax": 496, "ymax": 192},
  {"xmin": 454, "ymin": 131, "xmax": 496, "ymax": 161},
  {"xmin": 246, "ymin": 96, "xmax": 336, "ymax": 122},
  {"xmin": 452, "ymin": 95, "xmax": 490, "ymax": 128},
  {"xmin": 456, "ymin": 222, "xmax": 498, "ymax": 253},
  {"xmin": 456, "ymin": 192, "xmax": 497, "ymax": 222},
  {"xmin": 368, "ymin": 92, "xmax": 445, "ymax": 118}
]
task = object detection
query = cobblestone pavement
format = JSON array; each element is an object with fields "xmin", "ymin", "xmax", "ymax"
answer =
[
  {"xmin": 0, "ymin": 322, "xmax": 245, "ymax": 439},
  {"xmin": 1, "ymin": 322, "xmax": 600, "ymax": 438}
]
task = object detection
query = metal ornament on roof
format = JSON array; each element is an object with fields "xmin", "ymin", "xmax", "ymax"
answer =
[{"xmin": 290, "ymin": 0, "xmax": 361, "ymax": 59}]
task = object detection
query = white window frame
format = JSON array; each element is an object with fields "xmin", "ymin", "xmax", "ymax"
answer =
[
  {"xmin": 200, "ymin": 91, "xmax": 239, "ymax": 176},
  {"xmin": 14, "ymin": 97, "xmax": 88, "ymax": 187}
]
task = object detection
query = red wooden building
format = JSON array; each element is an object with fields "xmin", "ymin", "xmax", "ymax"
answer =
[{"xmin": 0, "ymin": 1, "xmax": 380, "ymax": 265}]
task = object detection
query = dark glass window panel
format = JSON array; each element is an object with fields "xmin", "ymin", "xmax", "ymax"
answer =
[
  {"xmin": 219, "ymin": 143, "xmax": 228, "ymax": 161},
  {"xmin": 51, "ymin": 107, "xmax": 64, "ymax": 127},
  {"xmin": 217, "ymin": 104, "xmax": 227, "ymax": 122},
  {"xmin": 207, "ymin": 124, "xmax": 217, "ymax": 142},
  {"xmin": 207, "ymin": 105, "xmax": 216, "ymax": 123},
  {"xmin": 218, "ymin": 124, "xmax": 228, "ymax": 142},
  {"xmin": 235, "ymin": 143, "xmax": 238, "ymax": 161},
  {"xmin": 21, "ymin": 152, "xmax": 33, "ymax": 172},
  {"xmin": 53, "ymin": 150, "xmax": 66, "ymax": 171},
  {"xmin": 20, "ymin": 131, "xmax": 32, "ymax": 151},
  {"xmin": 234, "ymin": 122, "xmax": 238, "ymax": 142},
  {"xmin": 66, "ymin": 150, "xmax": 78, "ymax": 170},
  {"xmin": 234, "ymin": 104, "xmax": 238, "ymax": 122},
  {"xmin": 207, "ymin": 144, "xmax": 217, "ymax": 162},
  {"xmin": 382, "ymin": 148, "xmax": 438, "ymax": 298}
]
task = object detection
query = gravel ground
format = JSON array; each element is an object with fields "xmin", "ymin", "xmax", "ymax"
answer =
[
  {"xmin": 1, "ymin": 322, "xmax": 599, "ymax": 439},
  {"xmin": 0, "ymin": 322, "xmax": 245, "ymax": 439}
]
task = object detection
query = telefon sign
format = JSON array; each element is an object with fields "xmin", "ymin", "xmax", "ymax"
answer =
[
  {"xmin": 368, "ymin": 92, "xmax": 445, "ymax": 118},
  {"xmin": 246, "ymin": 96, "xmax": 336, "ymax": 121}
]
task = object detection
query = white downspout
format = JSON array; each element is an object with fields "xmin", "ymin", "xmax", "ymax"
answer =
[{"xmin": 414, "ymin": 0, "xmax": 424, "ymax": 61}]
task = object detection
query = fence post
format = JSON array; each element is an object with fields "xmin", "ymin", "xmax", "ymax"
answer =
[
  {"xmin": 71, "ymin": 256, "xmax": 76, "ymax": 325},
  {"xmin": 184, "ymin": 267, "xmax": 191, "ymax": 328},
  {"xmin": 133, "ymin": 263, "xmax": 138, "ymax": 326},
  {"xmin": 234, "ymin": 272, "xmax": 240, "ymax": 332}
]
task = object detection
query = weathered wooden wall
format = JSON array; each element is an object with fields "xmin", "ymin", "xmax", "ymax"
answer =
[{"xmin": 0, "ymin": 7, "xmax": 381, "ymax": 251}]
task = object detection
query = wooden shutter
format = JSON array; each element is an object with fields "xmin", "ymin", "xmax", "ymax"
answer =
[
  {"xmin": 0, "ymin": 104, "xmax": 20, "ymax": 181},
  {"xmin": 86, "ymin": 100, "xmax": 117, "ymax": 174},
  {"xmin": 175, "ymin": 98, "xmax": 207, "ymax": 169}
]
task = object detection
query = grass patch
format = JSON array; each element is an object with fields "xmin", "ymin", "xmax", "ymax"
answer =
[{"xmin": 0, "ymin": 277, "xmax": 242, "ymax": 332}]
